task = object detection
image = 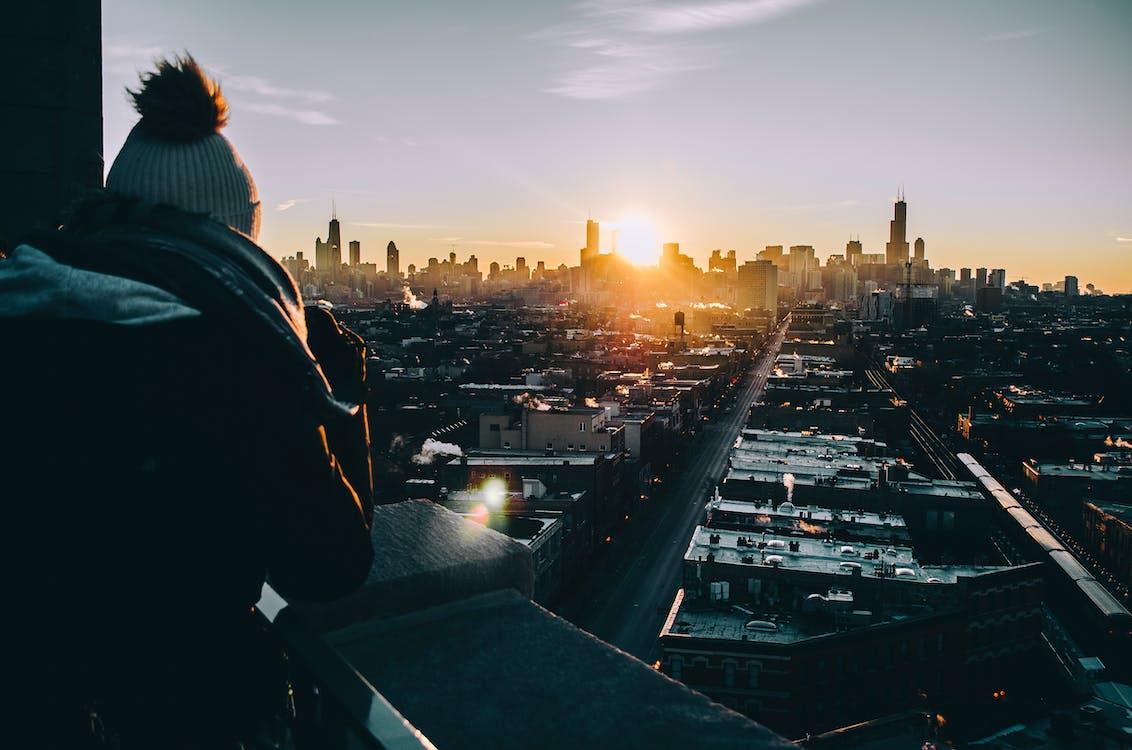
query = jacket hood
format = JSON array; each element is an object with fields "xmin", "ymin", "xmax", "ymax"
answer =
[
  {"xmin": 17, "ymin": 192, "xmax": 356, "ymax": 426},
  {"xmin": 0, "ymin": 245, "xmax": 200, "ymax": 325}
]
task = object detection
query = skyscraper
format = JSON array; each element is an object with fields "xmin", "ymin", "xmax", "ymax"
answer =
[
  {"xmin": 738, "ymin": 259, "xmax": 778, "ymax": 315},
  {"xmin": 885, "ymin": 193, "xmax": 909, "ymax": 265},
  {"xmin": 788, "ymin": 245, "xmax": 816, "ymax": 289},
  {"xmin": 914, "ymin": 237, "xmax": 925, "ymax": 262},
  {"xmin": 989, "ymin": 268, "xmax": 1006, "ymax": 289},
  {"xmin": 387, "ymin": 241, "xmax": 400, "ymax": 277},
  {"xmin": 759, "ymin": 245, "xmax": 786, "ymax": 270},
  {"xmin": 581, "ymin": 218, "xmax": 599, "ymax": 265},
  {"xmin": 975, "ymin": 267, "xmax": 988, "ymax": 290},
  {"xmin": 845, "ymin": 238, "xmax": 863, "ymax": 266},
  {"xmin": 327, "ymin": 213, "xmax": 342, "ymax": 268},
  {"xmin": 349, "ymin": 239, "xmax": 360, "ymax": 267},
  {"xmin": 1065, "ymin": 275, "xmax": 1079, "ymax": 296}
]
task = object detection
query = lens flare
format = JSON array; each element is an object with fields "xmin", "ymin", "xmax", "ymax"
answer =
[{"xmin": 482, "ymin": 477, "xmax": 507, "ymax": 509}]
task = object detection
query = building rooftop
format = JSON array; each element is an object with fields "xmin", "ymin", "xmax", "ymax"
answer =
[
  {"xmin": 1086, "ymin": 501, "xmax": 1132, "ymax": 524},
  {"xmin": 661, "ymin": 588, "xmax": 940, "ymax": 647},
  {"xmin": 709, "ymin": 498, "xmax": 908, "ymax": 531},
  {"xmin": 450, "ymin": 454, "xmax": 604, "ymax": 467},
  {"xmin": 684, "ymin": 526, "xmax": 1000, "ymax": 584},
  {"xmin": 737, "ymin": 429, "xmax": 888, "ymax": 455},
  {"xmin": 1026, "ymin": 461, "xmax": 1132, "ymax": 479}
]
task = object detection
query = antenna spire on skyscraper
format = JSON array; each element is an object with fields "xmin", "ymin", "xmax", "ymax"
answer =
[{"xmin": 332, "ymin": 198, "xmax": 337, "ymax": 220}]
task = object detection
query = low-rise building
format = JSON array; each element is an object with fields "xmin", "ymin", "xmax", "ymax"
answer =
[{"xmin": 660, "ymin": 525, "xmax": 1045, "ymax": 739}]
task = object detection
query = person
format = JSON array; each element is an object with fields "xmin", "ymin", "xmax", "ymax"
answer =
[{"xmin": 0, "ymin": 55, "xmax": 374, "ymax": 747}]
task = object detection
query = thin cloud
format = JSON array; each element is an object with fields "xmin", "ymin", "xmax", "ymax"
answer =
[
  {"xmin": 539, "ymin": 0, "xmax": 821, "ymax": 99},
  {"xmin": 103, "ymin": 40, "xmax": 166, "ymax": 76},
  {"xmin": 223, "ymin": 75, "xmax": 332, "ymax": 104},
  {"xmin": 275, "ymin": 199, "xmax": 307, "ymax": 212},
  {"xmin": 1116, "ymin": 236, "xmax": 1132, "ymax": 243},
  {"xmin": 242, "ymin": 102, "xmax": 339, "ymax": 126},
  {"xmin": 982, "ymin": 29, "xmax": 1038, "ymax": 42},
  {"xmin": 630, "ymin": 0, "xmax": 822, "ymax": 34},
  {"xmin": 354, "ymin": 221, "xmax": 438, "ymax": 230}
]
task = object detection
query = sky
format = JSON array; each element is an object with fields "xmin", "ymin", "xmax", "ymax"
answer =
[{"xmin": 103, "ymin": 0, "xmax": 1132, "ymax": 290}]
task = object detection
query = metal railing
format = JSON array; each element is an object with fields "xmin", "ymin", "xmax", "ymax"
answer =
[{"xmin": 255, "ymin": 584, "xmax": 436, "ymax": 750}]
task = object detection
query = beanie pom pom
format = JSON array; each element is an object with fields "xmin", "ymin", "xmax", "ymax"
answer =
[{"xmin": 128, "ymin": 54, "xmax": 229, "ymax": 143}]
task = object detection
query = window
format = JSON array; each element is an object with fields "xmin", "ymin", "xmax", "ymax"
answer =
[
  {"xmin": 747, "ymin": 662, "xmax": 761, "ymax": 689},
  {"xmin": 489, "ymin": 423, "xmax": 500, "ymax": 432},
  {"xmin": 670, "ymin": 656, "xmax": 683, "ymax": 680},
  {"xmin": 503, "ymin": 441, "xmax": 511, "ymax": 449},
  {"xmin": 580, "ymin": 422, "xmax": 587, "ymax": 432},
  {"xmin": 723, "ymin": 661, "xmax": 736, "ymax": 688},
  {"xmin": 567, "ymin": 444, "xmax": 574, "ymax": 451},
  {"xmin": 580, "ymin": 444, "xmax": 586, "ymax": 451},
  {"xmin": 547, "ymin": 442, "xmax": 553, "ymax": 449}
]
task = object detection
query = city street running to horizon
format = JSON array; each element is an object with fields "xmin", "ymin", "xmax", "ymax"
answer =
[{"xmin": 577, "ymin": 317, "xmax": 789, "ymax": 661}]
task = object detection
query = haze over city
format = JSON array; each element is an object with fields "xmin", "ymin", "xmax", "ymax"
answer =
[{"xmin": 102, "ymin": 0, "xmax": 1132, "ymax": 291}]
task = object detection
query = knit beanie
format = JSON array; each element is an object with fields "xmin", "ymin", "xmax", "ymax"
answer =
[{"xmin": 106, "ymin": 55, "xmax": 261, "ymax": 240}]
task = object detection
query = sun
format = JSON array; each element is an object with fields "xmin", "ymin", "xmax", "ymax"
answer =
[{"xmin": 612, "ymin": 214, "xmax": 661, "ymax": 266}]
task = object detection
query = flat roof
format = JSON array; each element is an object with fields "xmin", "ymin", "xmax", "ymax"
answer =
[
  {"xmin": 1029, "ymin": 462, "xmax": 1132, "ymax": 479},
  {"xmin": 661, "ymin": 589, "xmax": 939, "ymax": 647},
  {"xmin": 453, "ymin": 455, "xmax": 602, "ymax": 466},
  {"xmin": 711, "ymin": 499, "xmax": 907, "ymax": 529},
  {"xmin": 685, "ymin": 526, "xmax": 999, "ymax": 583}
]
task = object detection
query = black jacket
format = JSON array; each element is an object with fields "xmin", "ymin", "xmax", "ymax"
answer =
[{"xmin": 0, "ymin": 196, "xmax": 373, "ymax": 736}]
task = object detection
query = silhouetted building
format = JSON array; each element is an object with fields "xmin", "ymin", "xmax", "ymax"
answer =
[
  {"xmin": 913, "ymin": 236, "xmax": 925, "ymax": 261},
  {"xmin": 845, "ymin": 238, "xmax": 862, "ymax": 266},
  {"xmin": 315, "ymin": 212, "xmax": 343, "ymax": 272},
  {"xmin": 976, "ymin": 285, "xmax": 1003, "ymax": 313},
  {"xmin": 582, "ymin": 219, "xmax": 599, "ymax": 265},
  {"xmin": 349, "ymin": 239, "xmax": 361, "ymax": 267},
  {"xmin": 387, "ymin": 241, "xmax": 400, "ymax": 277},
  {"xmin": 885, "ymin": 194, "xmax": 909, "ymax": 265},
  {"xmin": 0, "ymin": 1, "xmax": 103, "ymax": 250},
  {"xmin": 1065, "ymin": 275, "xmax": 1079, "ymax": 297}
]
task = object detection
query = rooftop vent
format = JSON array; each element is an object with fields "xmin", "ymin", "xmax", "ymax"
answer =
[{"xmin": 745, "ymin": 620, "xmax": 778, "ymax": 632}]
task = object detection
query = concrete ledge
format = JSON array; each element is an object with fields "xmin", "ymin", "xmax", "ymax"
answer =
[
  {"xmin": 294, "ymin": 500, "xmax": 533, "ymax": 631},
  {"xmin": 327, "ymin": 589, "xmax": 795, "ymax": 750}
]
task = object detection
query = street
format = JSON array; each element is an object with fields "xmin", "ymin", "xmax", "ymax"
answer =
[{"xmin": 569, "ymin": 318, "xmax": 788, "ymax": 661}]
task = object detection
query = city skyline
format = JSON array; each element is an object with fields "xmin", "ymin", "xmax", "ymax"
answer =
[{"xmin": 102, "ymin": 0, "xmax": 1132, "ymax": 289}]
